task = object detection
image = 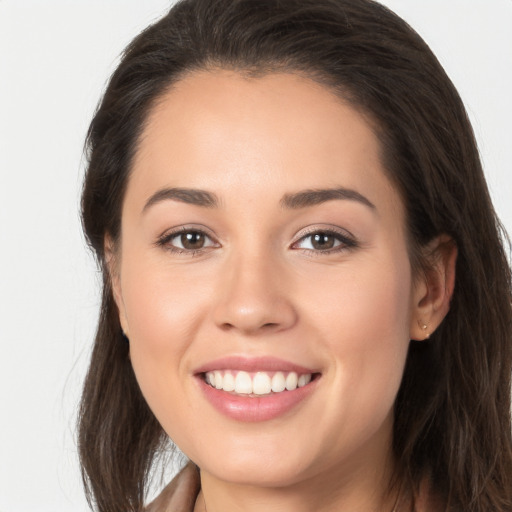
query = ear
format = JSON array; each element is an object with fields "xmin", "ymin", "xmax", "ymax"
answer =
[
  {"xmin": 105, "ymin": 235, "xmax": 130, "ymax": 337},
  {"xmin": 409, "ymin": 234, "xmax": 457, "ymax": 341}
]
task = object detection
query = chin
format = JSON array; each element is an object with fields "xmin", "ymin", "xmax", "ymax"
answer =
[
  {"xmin": 205, "ymin": 460, "xmax": 310, "ymax": 488},
  {"xmin": 189, "ymin": 435, "xmax": 321, "ymax": 488}
]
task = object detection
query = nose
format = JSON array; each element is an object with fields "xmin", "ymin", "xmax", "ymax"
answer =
[{"xmin": 212, "ymin": 251, "xmax": 298, "ymax": 335}]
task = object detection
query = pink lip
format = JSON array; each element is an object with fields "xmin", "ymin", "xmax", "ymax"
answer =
[
  {"xmin": 193, "ymin": 356, "xmax": 317, "ymax": 374},
  {"xmin": 194, "ymin": 356, "xmax": 321, "ymax": 422}
]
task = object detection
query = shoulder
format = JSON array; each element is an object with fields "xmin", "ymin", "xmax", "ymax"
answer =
[{"xmin": 145, "ymin": 462, "xmax": 201, "ymax": 512}]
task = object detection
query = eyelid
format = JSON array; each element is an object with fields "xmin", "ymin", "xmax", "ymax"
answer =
[
  {"xmin": 155, "ymin": 224, "xmax": 220, "ymax": 254},
  {"xmin": 154, "ymin": 223, "xmax": 357, "ymax": 256},
  {"xmin": 291, "ymin": 225, "xmax": 358, "ymax": 252}
]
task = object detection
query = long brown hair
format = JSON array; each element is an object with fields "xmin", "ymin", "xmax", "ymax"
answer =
[{"xmin": 78, "ymin": 1, "xmax": 512, "ymax": 510}]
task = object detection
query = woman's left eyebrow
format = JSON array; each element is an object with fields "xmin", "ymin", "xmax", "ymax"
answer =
[{"xmin": 280, "ymin": 187, "xmax": 376, "ymax": 211}]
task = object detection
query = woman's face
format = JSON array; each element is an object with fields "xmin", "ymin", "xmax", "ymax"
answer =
[{"xmin": 113, "ymin": 70, "xmax": 426, "ymax": 488}]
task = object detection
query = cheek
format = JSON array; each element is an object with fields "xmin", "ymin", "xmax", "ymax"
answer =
[
  {"xmin": 120, "ymin": 249, "xmax": 210, "ymax": 348},
  {"xmin": 306, "ymin": 251, "xmax": 412, "ymax": 344},
  {"xmin": 347, "ymin": 261, "xmax": 411, "ymax": 348},
  {"xmin": 117, "ymin": 251, "xmax": 212, "ymax": 416},
  {"xmin": 302, "ymin": 252, "xmax": 412, "ymax": 426},
  {"xmin": 338, "ymin": 272, "xmax": 410, "ymax": 410}
]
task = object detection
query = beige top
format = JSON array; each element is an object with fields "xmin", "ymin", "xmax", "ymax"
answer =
[
  {"xmin": 146, "ymin": 463, "xmax": 445, "ymax": 512},
  {"xmin": 145, "ymin": 464, "xmax": 201, "ymax": 512}
]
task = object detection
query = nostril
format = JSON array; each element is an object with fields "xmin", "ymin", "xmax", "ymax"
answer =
[
  {"xmin": 219, "ymin": 321, "xmax": 278, "ymax": 332},
  {"xmin": 213, "ymin": 295, "xmax": 298, "ymax": 334}
]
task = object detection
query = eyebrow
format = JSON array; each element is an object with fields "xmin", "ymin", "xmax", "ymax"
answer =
[
  {"xmin": 143, "ymin": 187, "xmax": 220, "ymax": 212},
  {"xmin": 142, "ymin": 186, "xmax": 375, "ymax": 213},
  {"xmin": 280, "ymin": 187, "xmax": 376, "ymax": 210}
]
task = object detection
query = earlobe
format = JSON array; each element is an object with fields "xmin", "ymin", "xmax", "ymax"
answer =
[
  {"xmin": 104, "ymin": 235, "xmax": 130, "ymax": 337},
  {"xmin": 410, "ymin": 234, "xmax": 457, "ymax": 341}
]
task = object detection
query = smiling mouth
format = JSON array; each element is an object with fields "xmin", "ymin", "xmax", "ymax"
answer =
[{"xmin": 203, "ymin": 370, "xmax": 320, "ymax": 396}]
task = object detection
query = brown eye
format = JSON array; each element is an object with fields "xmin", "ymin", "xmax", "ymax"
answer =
[
  {"xmin": 158, "ymin": 228, "xmax": 218, "ymax": 254},
  {"xmin": 293, "ymin": 229, "xmax": 357, "ymax": 253},
  {"xmin": 180, "ymin": 231, "xmax": 205, "ymax": 249},
  {"xmin": 310, "ymin": 233, "xmax": 335, "ymax": 250}
]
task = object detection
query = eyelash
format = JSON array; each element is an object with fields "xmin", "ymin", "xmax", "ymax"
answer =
[
  {"xmin": 291, "ymin": 227, "xmax": 358, "ymax": 256},
  {"xmin": 155, "ymin": 226, "xmax": 218, "ymax": 257},
  {"xmin": 155, "ymin": 226, "xmax": 358, "ymax": 257}
]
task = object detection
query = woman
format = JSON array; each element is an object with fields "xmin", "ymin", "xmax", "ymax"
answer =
[{"xmin": 77, "ymin": 0, "xmax": 512, "ymax": 511}]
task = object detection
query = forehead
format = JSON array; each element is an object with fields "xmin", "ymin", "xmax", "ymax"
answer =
[{"xmin": 129, "ymin": 69, "xmax": 402, "ymax": 220}]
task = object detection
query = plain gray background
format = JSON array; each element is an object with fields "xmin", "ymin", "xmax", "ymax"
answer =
[{"xmin": 0, "ymin": 1, "xmax": 511, "ymax": 511}]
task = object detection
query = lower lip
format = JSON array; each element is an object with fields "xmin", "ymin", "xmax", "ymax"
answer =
[{"xmin": 196, "ymin": 376, "xmax": 319, "ymax": 422}]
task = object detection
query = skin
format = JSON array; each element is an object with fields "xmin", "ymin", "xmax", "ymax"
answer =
[{"xmin": 109, "ymin": 70, "xmax": 456, "ymax": 512}]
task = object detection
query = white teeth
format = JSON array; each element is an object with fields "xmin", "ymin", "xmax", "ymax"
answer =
[
  {"xmin": 285, "ymin": 372, "xmax": 298, "ymax": 391},
  {"xmin": 204, "ymin": 370, "xmax": 314, "ymax": 395},
  {"xmin": 298, "ymin": 374, "xmax": 311, "ymax": 387},
  {"xmin": 235, "ymin": 371, "xmax": 253, "ymax": 394},
  {"xmin": 271, "ymin": 372, "xmax": 286, "ymax": 392},
  {"xmin": 214, "ymin": 371, "xmax": 223, "ymax": 389},
  {"xmin": 223, "ymin": 372, "xmax": 235, "ymax": 392},
  {"xmin": 252, "ymin": 372, "xmax": 272, "ymax": 395}
]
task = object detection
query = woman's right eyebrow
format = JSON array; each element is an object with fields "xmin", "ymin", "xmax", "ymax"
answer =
[{"xmin": 142, "ymin": 187, "xmax": 220, "ymax": 212}]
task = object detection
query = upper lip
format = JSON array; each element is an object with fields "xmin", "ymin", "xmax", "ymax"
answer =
[{"xmin": 193, "ymin": 356, "xmax": 319, "ymax": 375}]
